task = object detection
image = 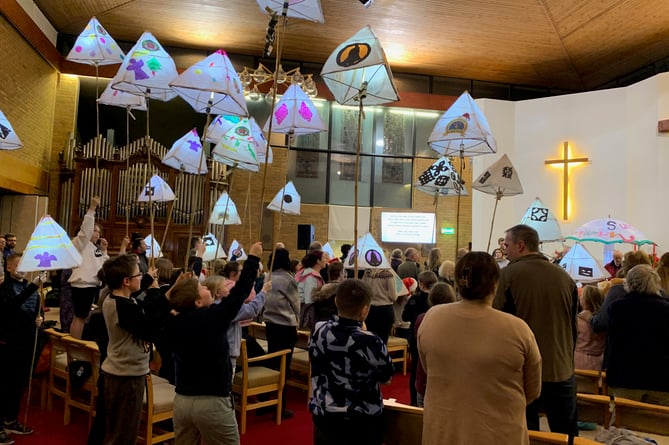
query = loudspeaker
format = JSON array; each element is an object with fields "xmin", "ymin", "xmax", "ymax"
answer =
[{"xmin": 297, "ymin": 224, "xmax": 315, "ymax": 251}]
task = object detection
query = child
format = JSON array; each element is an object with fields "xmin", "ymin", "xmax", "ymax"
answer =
[
  {"xmin": 309, "ymin": 279, "xmax": 394, "ymax": 445},
  {"xmin": 575, "ymin": 285, "xmax": 606, "ymax": 370},
  {"xmin": 203, "ymin": 274, "xmax": 269, "ymax": 376}
]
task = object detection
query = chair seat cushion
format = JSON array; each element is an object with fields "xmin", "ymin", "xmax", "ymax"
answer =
[
  {"xmin": 388, "ymin": 336, "xmax": 408, "ymax": 348},
  {"xmin": 291, "ymin": 349, "xmax": 309, "ymax": 368},
  {"xmin": 234, "ymin": 366, "xmax": 280, "ymax": 388},
  {"xmin": 144, "ymin": 383, "xmax": 175, "ymax": 414},
  {"xmin": 55, "ymin": 353, "xmax": 68, "ymax": 369}
]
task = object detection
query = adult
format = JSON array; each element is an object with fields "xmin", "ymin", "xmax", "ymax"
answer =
[
  {"xmin": 424, "ymin": 248, "xmax": 442, "ymax": 275},
  {"xmin": 262, "ymin": 248, "xmax": 300, "ymax": 419},
  {"xmin": 0, "ymin": 254, "xmax": 46, "ymax": 439},
  {"xmin": 130, "ymin": 233, "xmax": 149, "ymax": 274},
  {"xmin": 2, "ymin": 233, "xmax": 16, "ymax": 262},
  {"xmin": 397, "ymin": 247, "xmax": 420, "ymax": 280},
  {"xmin": 604, "ymin": 249, "xmax": 623, "ymax": 278},
  {"xmin": 655, "ymin": 252, "xmax": 669, "ymax": 295},
  {"xmin": 390, "ymin": 248, "xmax": 402, "ymax": 273},
  {"xmin": 0, "ymin": 237, "xmax": 5, "ymax": 275},
  {"xmin": 591, "ymin": 250, "xmax": 652, "ymax": 334},
  {"xmin": 361, "ymin": 268, "xmax": 398, "ymax": 344},
  {"xmin": 419, "ymin": 252, "xmax": 541, "ymax": 444},
  {"xmin": 437, "ymin": 260, "xmax": 455, "ymax": 286},
  {"xmin": 166, "ymin": 242, "xmax": 264, "ymax": 444},
  {"xmin": 295, "ymin": 250, "xmax": 326, "ymax": 328},
  {"xmin": 494, "ymin": 224, "xmax": 578, "ymax": 436},
  {"xmin": 492, "ymin": 248, "xmax": 509, "ymax": 268},
  {"xmin": 68, "ymin": 196, "xmax": 109, "ymax": 339},
  {"xmin": 340, "ymin": 244, "xmax": 352, "ymax": 263},
  {"xmin": 606, "ymin": 265, "xmax": 669, "ymax": 406}
]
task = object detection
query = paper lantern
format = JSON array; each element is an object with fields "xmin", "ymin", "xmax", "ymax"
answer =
[
  {"xmin": 144, "ymin": 234, "xmax": 162, "ymax": 258},
  {"xmin": 228, "ymin": 239, "xmax": 247, "ymax": 261},
  {"xmin": 473, "ymin": 154, "xmax": 523, "ymax": 197},
  {"xmin": 137, "ymin": 174, "xmax": 175, "ymax": 202},
  {"xmin": 267, "ymin": 181, "xmax": 301, "ymax": 215},
  {"xmin": 211, "ymin": 117, "xmax": 259, "ymax": 171},
  {"xmin": 0, "ymin": 110, "xmax": 23, "ymax": 150},
  {"xmin": 209, "ymin": 192, "xmax": 242, "ymax": 225},
  {"xmin": 262, "ymin": 84, "xmax": 327, "ymax": 135},
  {"xmin": 17, "ymin": 216, "xmax": 83, "ymax": 272},
  {"xmin": 519, "ymin": 197, "xmax": 563, "ymax": 243},
  {"xmin": 255, "ymin": 0, "xmax": 324, "ymax": 23},
  {"xmin": 321, "ymin": 242, "xmax": 335, "ymax": 259},
  {"xmin": 162, "ymin": 129, "xmax": 208, "ymax": 174},
  {"xmin": 98, "ymin": 79, "xmax": 147, "ymax": 111},
  {"xmin": 415, "ymin": 157, "xmax": 468, "ymax": 196},
  {"xmin": 202, "ymin": 232, "xmax": 227, "ymax": 261},
  {"xmin": 559, "ymin": 243, "xmax": 611, "ymax": 282},
  {"xmin": 344, "ymin": 232, "xmax": 390, "ymax": 270},
  {"xmin": 66, "ymin": 17, "xmax": 124, "ymax": 66},
  {"xmin": 111, "ymin": 32, "xmax": 178, "ymax": 101}
]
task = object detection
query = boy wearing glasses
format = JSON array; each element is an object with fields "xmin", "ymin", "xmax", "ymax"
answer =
[{"xmin": 101, "ymin": 254, "xmax": 170, "ymax": 445}]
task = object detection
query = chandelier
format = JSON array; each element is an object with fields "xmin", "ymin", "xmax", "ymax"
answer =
[{"xmin": 238, "ymin": 63, "xmax": 318, "ymax": 101}]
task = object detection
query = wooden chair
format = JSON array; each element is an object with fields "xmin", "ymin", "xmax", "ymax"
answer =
[
  {"xmin": 528, "ymin": 430, "xmax": 605, "ymax": 444},
  {"xmin": 231, "ymin": 339, "xmax": 290, "ymax": 434},
  {"xmin": 387, "ymin": 336, "xmax": 409, "ymax": 376},
  {"xmin": 287, "ymin": 330, "xmax": 312, "ymax": 394},
  {"xmin": 137, "ymin": 373, "xmax": 176, "ymax": 445},
  {"xmin": 574, "ymin": 368, "xmax": 607, "ymax": 395},
  {"xmin": 45, "ymin": 329, "xmax": 70, "ymax": 413},
  {"xmin": 63, "ymin": 336, "xmax": 100, "ymax": 430}
]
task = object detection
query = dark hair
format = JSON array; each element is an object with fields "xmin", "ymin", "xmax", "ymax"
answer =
[
  {"xmin": 4, "ymin": 233, "xmax": 16, "ymax": 240},
  {"xmin": 103, "ymin": 254, "xmax": 138, "ymax": 290},
  {"xmin": 131, "ymin": 236, "xmax": 145, "ymax": 251},
  {"xmin": 169, "ymin": 277, "xmax": 199, "ymax": 311},
  {"xmin": 454, "ymin": 252, "xmax": 500, "ymax": 300},
  {"xmin": 222, "ymin": 261, "xmax": 241, "ymax": 278},
  {"xmin": 328, "ymin": 261, "xmax": 344, "ymax": 281},
  {"xmin": 301, "ymin": 250, "xmax": 324, "ymax": 268},
  {"xmin": 290, "ymin": 259, "xmax": 299, "ymax": 273},
  {"xmin": 335, "ymin": 279, "xmax": 372, "ymax": 316},
  {"xmin": 505, "ymin": 224, "xmax": 540, "ymax": 253},
  {"xmin": 154, "ymin": 257, "xmax": 174, "ymax": 284},
  {"xmin": 418, "ymin": 270, "xmax": 438, "ymax": 290},
  {"xmin": 340, "ymin": 244, "xmax": 352, "ymax": 257},
  {"xmin": 621, "ymin": 250, "xmax": 651, "ymax": 276},
  {"xmin": 269, "ymin": 248, "xmax": 292, "ymax": 272},
  {"xmin": 428, "ymin": 282, "xmax": 456, "ymax": 306}
]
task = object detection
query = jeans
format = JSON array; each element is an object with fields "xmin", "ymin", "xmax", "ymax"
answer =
[{"xmin": 526, "ymin": 375, "xmax": 578, "ymax": 436}]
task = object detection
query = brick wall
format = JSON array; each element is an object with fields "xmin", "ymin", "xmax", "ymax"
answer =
[{"xmin": 0, "ymin": 15, "xmax": 57, "ymax": 194}]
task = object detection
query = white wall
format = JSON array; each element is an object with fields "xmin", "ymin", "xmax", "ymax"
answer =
[{"xmin": 472, "ymin": 73, "xmax": 669, "ymax": 259}]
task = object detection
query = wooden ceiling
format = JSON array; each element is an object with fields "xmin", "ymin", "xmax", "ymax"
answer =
[{"xmin": 32, "ymin": 0, "xmax": 669, "ymax": 91}]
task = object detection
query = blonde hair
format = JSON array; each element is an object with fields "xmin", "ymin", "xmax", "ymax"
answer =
[
  {"xmin": 581, "ymin": 285, "xmax": 603, "ymax": 313},
  {"xmin": 624, "ymin": 264, "xmax": 662, "ymax": 295},
  {"xmin": 204, "ymin": 275, "xmax": 227, "ymax": 300}
]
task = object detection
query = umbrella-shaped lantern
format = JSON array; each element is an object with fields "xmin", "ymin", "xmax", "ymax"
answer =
[
  {"xmin": 209, "ymin": 192, "xmax": 242, "ymax": 226},
  {"xmin": 162, "ymin": 129, "xmax": 208, "ymax": 174},
  {"xmin": 344, "ymin": 232, "xmax": 390, "ymax": 270},
  {"xmin": 0, "ymin": 110, "xmax": 23, "ymax": 150},
  {"xmin": 211, "ymin": 117, "xmax": 260, "ymax": 172},
  {"xmin": 202, "ymin": 232, "xmax": 227, "ymax": 262},
  {"xmin": 321, "ymin": 25, "xmax": 399, "ymax": 275},
  {"xmin": 321, "ymin": 242, "xmax": 336, "ymax": 259},
  {"xmin": 255, "ymin": 0, "xmax": 324, "ymax": 23},
  {"xmin": 566, "ymin": 218, "xmax": 655, "ymax": 246},
  {"xmin": 137, "ymin": 174, "xmax": 175, "ymax": 266},
  {"xmin": 519, "ymin": 197, "xmax": 564, "ymax": 243},
  {"xmin": 428, "ymin": 90, "xmax": 497, "ymax": 257},
  {"xmin": 267, "ymin": 181, "xmax": 301, "ymax": 215},
  {"xmin": 472, "ymin": 154, "xmax": 523, "ymax": 251},
  {"xmin": 559, "ymin": 243, "xmax": 611, "ymax": 283}
]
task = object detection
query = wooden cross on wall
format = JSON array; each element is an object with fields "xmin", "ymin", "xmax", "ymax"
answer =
[{"xmin": 544, "ymin": 141, "xmax": 589, "ymax": 221}]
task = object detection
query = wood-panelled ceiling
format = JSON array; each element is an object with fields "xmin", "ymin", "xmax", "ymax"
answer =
[{"xmin": 33, "ymin": 0, "xmax": 669, "ymax": 91}]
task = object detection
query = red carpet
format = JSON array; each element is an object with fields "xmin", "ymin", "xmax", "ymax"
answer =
[{"xmin": 16, "ymin": 371, "xmax": 410, "ymax": 445}]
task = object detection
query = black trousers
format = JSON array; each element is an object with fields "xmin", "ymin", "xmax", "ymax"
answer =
[
  {"xmin": 0, "ymin": 337, "xmax": 35, "ymax": 421},
  {"xmin": 526, "ymin": 375, "xmax": 578, "ymax": 437},
  {"xmin": 313, "ymin": 413, "xmax": 383, "ymax": 445}
]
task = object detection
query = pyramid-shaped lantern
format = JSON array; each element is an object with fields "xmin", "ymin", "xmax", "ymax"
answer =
[
  {"xmin": 415, "ymin": 157, "xmax": 468, "ymax": 197},
  {"xmin": 428, "ymin": 91, "xmax": 496, "ymax": 157},
  {"xmin": 344, "ymin": 232, "xmax": 390, "ymax": 270},
  {"xmin": 202, "ymin": 232, "xmax": 227, "ymax": 261},
  {"xmin": 0, "ymin": 110, "xmax": 23, "ymax": 150},
  {"xmin": 144, "ymin": 234, "xmax": 162, "ymax": 258},
  {"xmin": 229, "ymin": 239, "xmax": 248, "ymax": 261},
  {"xmin": 256, "ymin": 0, "xmax": 324, "ymax": 23},
  {"xmin": 520, "ymin": 197, "xmax": 564, "ymax": 243},
  {"xmin": 473, "ymin": 154, "xmax": 523, "ymax": 198},
  {"xmin": 137, "ymin": 174, "xmax": 175, "ymax": 202},
  {"xmin": 250, "ymin": 117, "xmax": 273, "ymax": 164},
  {"xmin": 170, "ymin": 50, "xmax": 248, "ymax": 117},
  {"xmin": 209, "ymin": 192, "xmax": 242, "ymax": 225},
  {"xmin": 98, "ymin": 78, "xmax": 147, "ymax": 110},
  {"xmin": 66, "ymin": 17, "xmax": 124, "ymax": 66},
  {"xmin": 162, "ymin": 129, "xmax": 208, "ymax": 174},
  {"xmin": 211, "ymin": 117, "xmax": 259, "ymax": 171},
  {"xmin": 263, "ymin": 84, "xmax": 327, "ymax": 135},
  {"xmin": 111, "ymin": 32, "xmax": 178, "ymax": 101},
  {"xmin": 267, "ymin": 181, "xmax": 301, "ymax": 215},
  {"xmin": 559, "ymin": 243, "xmax": 611, "ymax": 283},
  {"xmin": 321, "ymin": 26, "xmax": 399, "ymax": 106},
  {"xmin": 17, "ymin": 216, "xmax": 83, "ymax": 272}
]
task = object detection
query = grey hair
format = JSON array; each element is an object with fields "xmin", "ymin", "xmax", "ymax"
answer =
[{"xmin": 624, "ymin": 264, "xmax": 662, "ymax": 296}]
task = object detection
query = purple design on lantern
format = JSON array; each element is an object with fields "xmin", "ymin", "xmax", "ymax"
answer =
[
  {"xmin": 275, "ymin": 103, "xmax": 289, "ymax": 124},
  {"xmin": 127, "ymin": 59, "xmax": 149, "ymax": 80},
  {"xmin": 89, "ymin": 51, "xmax": 97, "ymax": 57},
  {"xmin": 35, "ymin": 251, "xmax": 58, "ymax": 268},
  {"xmin": 75, "ymin": 46, "xmax": 83, "ymax": 53},
  {"xmin": 100, "ymin": 37, "xmax": 106, "ymax": 45},
  {"xmin": 187, "ymin": 140, "xmax": 200, "ymax": 152},
  {"xmin": 298, "ymin": 102, "xmax": 313, "ymax": 122}
]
